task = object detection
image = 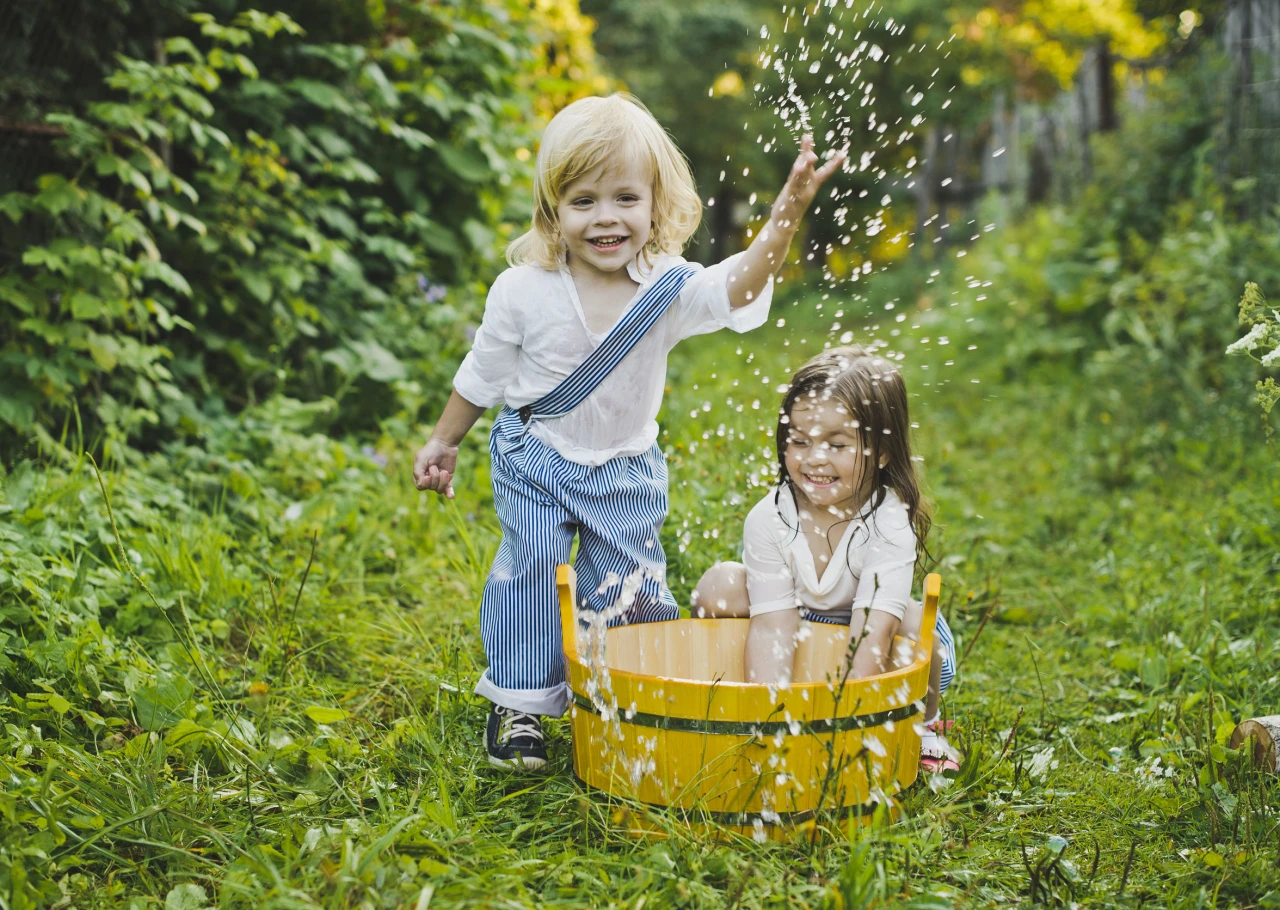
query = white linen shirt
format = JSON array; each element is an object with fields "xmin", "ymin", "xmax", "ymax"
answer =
[
  {"xmin": 743, "ymin": 486, "xmax": 919, "ymax": 625},
  {"xmin": 452, "ymin": 252, "xmax": 772, "ymax": 465}
]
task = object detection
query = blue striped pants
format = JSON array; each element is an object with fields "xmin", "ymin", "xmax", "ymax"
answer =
[
  {"xmin": 473, "ymin": 410, "xmax": 679, "ymax": 716},
  {"xmin": 802, "ymin": 607, "xmax": 957, "ymax": 695}
]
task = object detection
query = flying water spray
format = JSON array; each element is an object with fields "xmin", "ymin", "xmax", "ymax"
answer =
[{"xmin": 581, "ymin": 0, "xmax": 1002, "ymax": 819}]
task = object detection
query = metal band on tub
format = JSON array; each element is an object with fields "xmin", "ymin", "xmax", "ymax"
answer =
[{"xmin": 570, "ymin": 691, "xmax": 921, "ymax": 737}]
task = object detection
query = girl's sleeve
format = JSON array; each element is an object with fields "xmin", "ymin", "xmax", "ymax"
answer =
[
  {"xmin": 851, "ymin": 502, "xmax": 917, "ymax": 621},
  {"xmin": 666, "ymin": 252, "xmax": 773, "ymax": 344},
  {"xmin": 743, "ymin": 503, "xmax": 799, "ymax": 618},
  {"xmin": 452, "ymin": 273, "xmax": 522, "ymax": 408}
]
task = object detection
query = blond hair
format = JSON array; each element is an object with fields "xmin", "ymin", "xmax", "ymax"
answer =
[{"xmin": 506, "ymin": 93, "xmax": 702, "ymax": 270}]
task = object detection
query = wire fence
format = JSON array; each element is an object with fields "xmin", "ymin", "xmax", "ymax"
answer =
[
  {"xmin": 1224, "ymin": 0, "xmax": 1280, "ymax": 210},
  {"xmin": 912, "ymin": 0, "xmax": 1280, "ymax": 241}
]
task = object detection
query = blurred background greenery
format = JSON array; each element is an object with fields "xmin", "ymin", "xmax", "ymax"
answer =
[{"xmin": 3, "ymin": 0, "xmax": 1274, "ymax": 463}]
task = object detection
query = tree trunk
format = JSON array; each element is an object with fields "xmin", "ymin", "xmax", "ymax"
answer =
[
  {"xmin": 913, "ymin": 128, "xmax": 937, "ymax": 257},
  {"xmin": 1027, "ymin": 116, "xmax": 1053, "ymax": 204},
  {"xmin": 1096, "ymin": 41, "xmax": 1117, "ymax": 132}
]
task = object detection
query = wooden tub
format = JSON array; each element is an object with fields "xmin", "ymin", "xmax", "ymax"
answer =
[{"xmin": 559, "ymin": 566, "xmax": 941, "ymax": 840}]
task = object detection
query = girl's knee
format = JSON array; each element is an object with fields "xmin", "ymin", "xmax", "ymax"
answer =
[{"xmin": 691, "ymin": 562, "xmax": 749, "ymax": 618}]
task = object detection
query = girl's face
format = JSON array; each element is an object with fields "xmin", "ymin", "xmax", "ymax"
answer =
[
  {"xmin": 556, "ymin": 160, "xmax": 653, "ymax": 278},
  {"xmin": 784, "ymin": 398, "xmax": 872, "ymax": 510}
]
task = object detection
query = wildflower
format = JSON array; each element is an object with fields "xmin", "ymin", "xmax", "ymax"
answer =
[
  {"xmin": 1226, "ymin": 323, "xmax": 1268, "ymax": 355},
  {"xmin": 1263, "ymin": 348, "xmax": 1280, "ymax": 368},
  {"xmin": 1237, "ymin": 281, "xmax": 1266, "ymax": 325},
  {"xmin": 416, "ymin": 274, "xmax": 448, "ymax": 302},
  {"xmin": 1027, "ymin": 746, "xmax": 1057, "ymax": 780},
  {"xmin": 361, "ymin": 445, "xmax": 388, "ymax": 467}
]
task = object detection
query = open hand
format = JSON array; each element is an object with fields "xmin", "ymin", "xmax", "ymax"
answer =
[
  {"xmin": 413, "ymin": 437, "xmax": 458, "ymax": 498},
  {"xmin": 771, "ymin": 134, "xmax": 847, "ymax": 229}
]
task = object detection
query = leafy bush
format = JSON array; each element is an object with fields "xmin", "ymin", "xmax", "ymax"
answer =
[
  {"xmin": 962, "ymin": 54, "xmax": 1280, "ymax": 416},
  {"xmin": 0, "ymin": 3, "xmax": 596, "ymax": 460}
]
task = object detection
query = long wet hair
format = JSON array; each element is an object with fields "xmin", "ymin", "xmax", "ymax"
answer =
[{"xmin": 774, "ymin": 345, "xmax": 932, "ymax": 559}]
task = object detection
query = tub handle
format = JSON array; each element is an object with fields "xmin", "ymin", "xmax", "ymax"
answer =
[
  {"xmin": 916, "ymin": 573, "xmax": 942, "ymax": 663},
  {"xmin": 557, "ymin": 563, "xmax": 579, "ymax": 658}
]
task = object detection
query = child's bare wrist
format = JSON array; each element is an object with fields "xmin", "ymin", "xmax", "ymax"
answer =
[{"xmin": 767, "ymin": 212, "xmax": 801, "ymax": 235}]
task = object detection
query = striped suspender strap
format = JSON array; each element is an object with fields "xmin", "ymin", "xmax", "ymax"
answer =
[{"xmin": 517, "ymin": 264, "xmax": 697, "ymax": 425}]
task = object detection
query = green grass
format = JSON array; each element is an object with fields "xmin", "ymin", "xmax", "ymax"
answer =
[{"xmin": 2, "ymin": 269, "xmax": 1278, "ymax": 908}]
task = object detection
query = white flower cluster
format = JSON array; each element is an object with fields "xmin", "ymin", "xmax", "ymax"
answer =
[
  {"xmin": 1225, "ymin": 322, "xmax": 1269, "ymax": 355},
  {"xmin": 1225, "ymin": 283, "xmax": 1279, "ymax": 368},
  {"xmin": 1134, "ymin": 754, "xmax": 1177, "ymax": 790}
]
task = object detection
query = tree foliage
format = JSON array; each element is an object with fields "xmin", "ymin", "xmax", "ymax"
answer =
[{"xmin": 0, "ymin": 1, "xmax": 600, "ymax": 461}]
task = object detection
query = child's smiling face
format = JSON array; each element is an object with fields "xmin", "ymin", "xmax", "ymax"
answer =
[
  {"xmin": 784, "ymin": 397, "xmax": 871, "ymax": 510},
  {"xmin": 556, "ymin": 160, "xmax": 653, "ymax": 278}
]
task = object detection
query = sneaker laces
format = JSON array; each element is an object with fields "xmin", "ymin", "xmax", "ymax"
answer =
[{"xmin": 495, "ymin": 706, "xmax": 543, "ymax": 745}]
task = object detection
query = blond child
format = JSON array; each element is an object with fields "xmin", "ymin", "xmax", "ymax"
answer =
[{"xmin": 414, "ymin": 94, "xmax": 844, "ymax": 769}]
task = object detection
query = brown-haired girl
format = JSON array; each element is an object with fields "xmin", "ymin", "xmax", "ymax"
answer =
[{"xmin": 693, "ymin": 345, "xmax": 959, "ymax": 771}]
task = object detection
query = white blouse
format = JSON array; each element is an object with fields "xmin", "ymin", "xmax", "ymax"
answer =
[
  {"xmin": 452, "ymin": 252, "xmax": 772, "ymax": 466},
  {"xmin": 743, "ymin": 486, "xmax": 919, "ymax": 624}
]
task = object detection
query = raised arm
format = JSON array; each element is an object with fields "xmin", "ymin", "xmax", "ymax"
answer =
[{"xmin": 727, "ymin": 135, "xmax": 846, "ymax": 310}]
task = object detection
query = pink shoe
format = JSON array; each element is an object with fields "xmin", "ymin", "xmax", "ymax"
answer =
[{"xmin": 920, "ymin": 718, "xmax": 960, "ymax": 774}]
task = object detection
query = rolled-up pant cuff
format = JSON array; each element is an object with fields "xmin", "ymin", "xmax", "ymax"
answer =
[{"xmin": 475, "ymin": 671, "xmax": 570, "ymax": 717}]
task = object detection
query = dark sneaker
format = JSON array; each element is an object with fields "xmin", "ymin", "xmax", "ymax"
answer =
[{"xmin": 486, "ymin": 705, "xmax": 548, "ymax": 771}]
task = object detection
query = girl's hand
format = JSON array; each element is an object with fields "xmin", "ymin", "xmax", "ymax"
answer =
[
  {"xmin": 770, "ymin": 134, "xmax": 847, "ymax": 230},
  {"xmin": 413, "ymin": 437, "xmax": 459, "ymax": 498}
]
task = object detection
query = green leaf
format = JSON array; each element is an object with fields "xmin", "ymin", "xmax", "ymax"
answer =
[
  {"xmin": 165, "ymin": 718, "xmax": 209, "ymax": 747},
  {"xmin": 164, "ymin": 36, "xmax": 204, "ymax": 63},
  {"xmin": 243, "ymin": 272, "xmax": 272, "ymax": 303},
  {"xmin": 289, "ymin": 79, "xmax": 353, "ymax": 113},
  {"xmin": 33, "ymin": 175, "xmax": 84, "ymax": 217},
  {"xmin": 1214, "ymin": 720, "xmax": 1237, "ymax": 746},
  {"xmin": 304, "ymin": 705, "xmax": 347, "ymax": 725},
  {"xmin": 133, "ymin": 675, "xmax": 195, "ymax": 732},
  {"xmin": 420, "ymin": 219, "xmax": 461, "ymax": 256},
  {"xmin": 48, "ymin": 693, "xmax": 72, "ymax": 714},
  {"xmin": 361, "ymin": 62, "xmax": 399, "ymax": 108},
  {"xmin": 0, "ymin": 395, "xmax": 35, "ymax": 430},
  {"xmin": 87, "ymin": 336, "xmax": 120, "ymax": 371},
  {"xmin": 1139, "ymin": 653, "xmax": 1168, "ymax": 689},
  {"xmin": 70, "ymin": 292, "xmax": 105, "ymax": 320},
  {"xmin": 364, "ymin": 234, "xmax": 416, "ymax": 267},
  {"xmin": 139, "ymin": 260, "xmax": 193, "ymax": 297},
  {"xmin": 0, "ymin": 192, "xmax": 29, "ymax": 222},
  {"xmin": 1138, "ymin": 739, "xmax": 1165, "ymax": 758},
  {"xmin": 165, "ymin": 884, "xmax": 209, "ymax": 910},
  {"xmin": 350, "ymin": 339, "xmax": 406, "ymax": 382},
  {"xmin": 435, "ymin": 144, "xmax": 491, "ymax": 183},
  {"xmin": 0, "ymin": 276, "xmax": 36, "ymax": 314},
  {"xmin": 22, "ymin": 247, "xmax": 67, "ymax": 274}
]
